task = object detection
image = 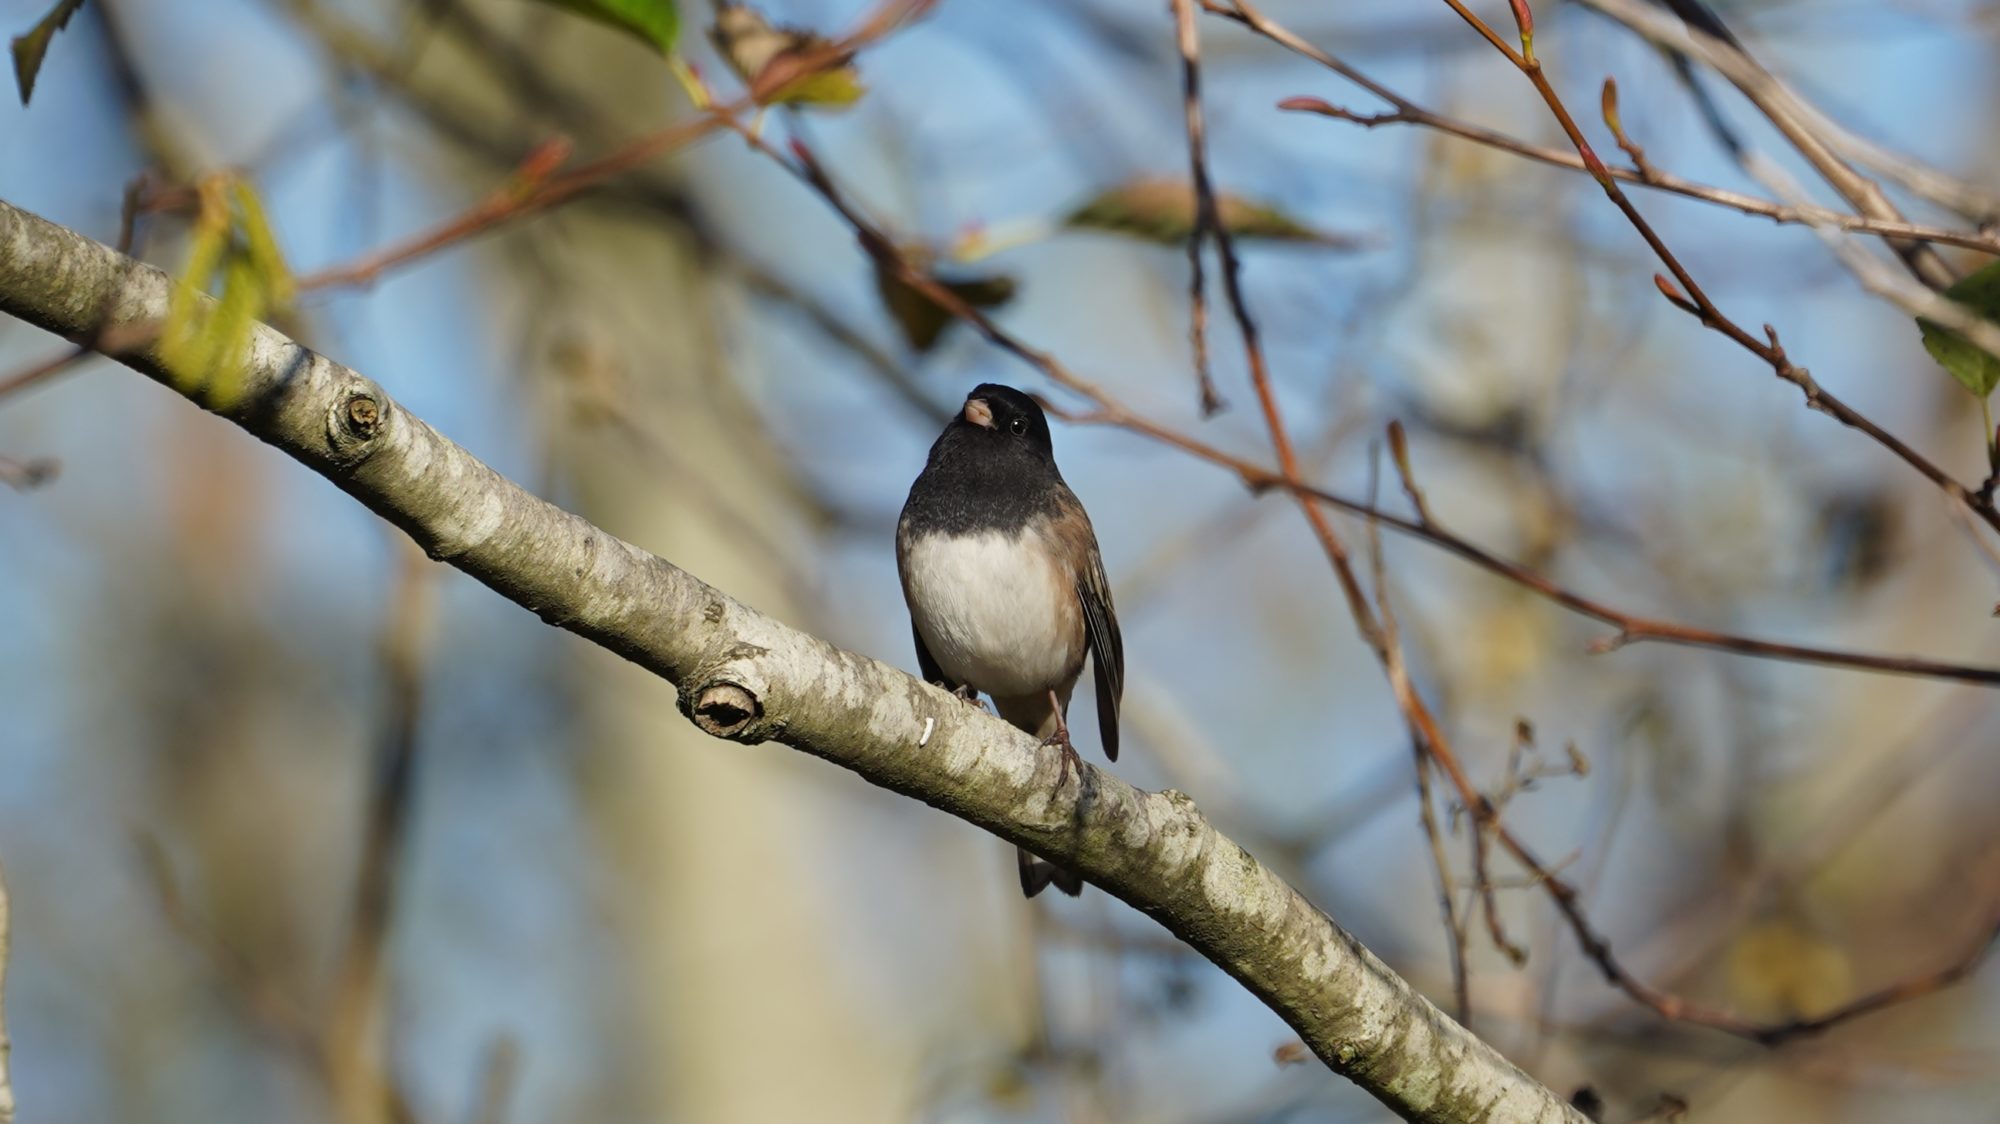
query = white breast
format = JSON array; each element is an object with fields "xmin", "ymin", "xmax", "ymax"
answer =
[{"xmin": 900, "ymin": 528, "xmax": 1081, "ymax": 701}]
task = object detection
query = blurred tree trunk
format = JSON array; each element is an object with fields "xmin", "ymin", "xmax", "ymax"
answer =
[{"xmin": 417, "ymin": 6, "xmax": 920, "ymax": 1117}]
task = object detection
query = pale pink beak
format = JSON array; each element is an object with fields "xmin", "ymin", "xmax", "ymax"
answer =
[{"xmin": 963, "ymin": 397, "xmax": 994, "ymax": 428}]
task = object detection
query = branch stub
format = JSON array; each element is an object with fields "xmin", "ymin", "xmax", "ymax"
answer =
[
  {"xmin": 345, "ymin": 393, "xmax": 381, "ymax": 439},
  {"xmin": 692, "ymin": 681, "xmax": 762, "ymax": 740}
]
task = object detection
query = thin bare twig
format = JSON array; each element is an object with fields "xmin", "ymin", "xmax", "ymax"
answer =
[
  {"xmin": 1169, "ymin": 0, "xmax": 1226, "ymax": 416},
  {"xmin": 462, "ymin": 1035, "xmax": 520, "ymax": 1124},
  {"xmin": 0, "ymin": 320, "xmax": 163, "ymax": 402},
  {"xmin": 1467, "ymin": 819, "xmax": 1527, "ymax": 968},
  {"xmin": 328, "ymin": 545, "xmax": 437, "ymax": 1124},
  {"xmin": 1383, "ymin": 0, "xmax": 2000, "ymax": 1037},
  {"xmin": 0, "ymin": 176, "xmax": 153, "ymax": 401},
  {"xmin": 1270, "ymin": 95, "xmax": 2000, "ymax": 256},
  {"xmin": 135, "ymin": 839, "xmax": 419, "ymax": 1120},
  {"xmin": 1568, "ymin": 0, "xmax": 1957, "ymax": 288},
  {"xmin": 0, "ymin": 456, "xmax": 59, "ymax": 490},
  {"xmin": 703, "ymin": 87, "xmax": 2000, "ymax": 1043},
  {"xmin": 1366, "ymin": 452, "xmax": 1468, "ymax": 1022},
  {"xmin": 1572, "ymin": 0, "xmax": 2000, "ymax": 226},
  {"xmin": 291, "ymin": 0, "xmax": 935, "ymax": 292},
  {"xmin": 734, "ymin": 113, "xmax": 2000, "ymax": 693},
  {"xmin": 1230, "ymin": 0, "xmax": 2000, "ymax": 544}
]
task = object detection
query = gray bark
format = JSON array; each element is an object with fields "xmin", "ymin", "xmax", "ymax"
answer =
[{"xmin": 0, "ymin": 195, "xmax": 1587, "ymax": 1124}]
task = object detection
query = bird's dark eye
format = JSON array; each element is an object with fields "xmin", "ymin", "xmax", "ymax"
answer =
[{"xmin": 1009, "ymin": 417, "xmax": 1028, "ymax": 435}]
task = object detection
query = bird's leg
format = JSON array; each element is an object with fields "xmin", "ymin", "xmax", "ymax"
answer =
[
  {"xmin": 951, "ymin": 683, "xmax": 989, "ymax": 712},
  {"xmin": 1041, "ymin": 689, "xmax": 1081, "ymax": 790}
]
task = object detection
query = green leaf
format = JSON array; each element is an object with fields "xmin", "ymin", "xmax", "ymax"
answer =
[
  {"xmin": 1065, "ymin": 177, "xmax": 1368, "ymax": 249},
  {"xmin": 158, "ymin": 175, "xmax": 295, "ymax": 403},
  {"xmin": 11, "ymin": 0, "xmax": 88, "ymax": 106},
  {"xmin": 203, "ymin": 256, "xmax": 264, "ymax": 411},
  {"xmin": 762, "ymin": 66, "xmax": 865, "ymax": 109},
  {"xmin": 872, "ymin": 248, "xmax": 1016, "ymax": 353},
  {"xmin": 708, "ymin": 4, "xmax": 863, "ymax": 109},
  {"xmin": 230, "ymin": 179, "xmax": 294, "ymax": 306},
  {"xmin": 531, "ymin": 0, "xmax": 678, "ymax": 54},
  {"xmin": 1920, "ymin": 259, "xmax": 2000, "ymax": 398}
]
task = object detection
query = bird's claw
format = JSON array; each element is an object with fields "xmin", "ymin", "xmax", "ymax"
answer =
[{"xmin": 1043, "ymin": 729, "xmax": 1082, "ymax": 791}]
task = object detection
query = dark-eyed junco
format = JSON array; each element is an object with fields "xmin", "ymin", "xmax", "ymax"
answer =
[{"xmin": 897, "ymin": 384, "xmax": 1123, "ymax": 898}]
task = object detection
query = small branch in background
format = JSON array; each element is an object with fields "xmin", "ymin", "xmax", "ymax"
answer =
[
  {"xmin": 1425, "ymin": 0, "xmax": 2000, "ymax": 540},
  {"xmin": 1466, "ymin": 819, "xmax": 1527, "ymax": 968},
  {"xmin": 0, "ymin": 174, "xmax": 155, "ymax": 403},
  {"xmin": 462, "ymin": 1035, "xmax": 520, "ymax": 1124},
  {"xmin": 296, "ymin": 135, "xmax": 582, "ymax": 291},
  {"xmin": 1736, "ymin": 905, "xmax": 2000, "ymax": 1041},
  {"xmin": 1465, "ymin": 720, "xmax": 1577, "ymax": 969},
  {"xmin": 1234, "ymin": 0, "xmax": 2000, "ymax": 543},
  {"xmin": 15, "ymin": 0, "xmax": 1994, "ymax": 1051},
  {"xmin": 1222, "ymin": 0, "xmax": 2000, "ymax": 268},
  {"xmin": 1274, "ymin": 93, "xmax": 2000, "ymax": 254},
  {"xmin": 0, "ymin": 860, "xmax": 15, "ymax": 1124},
  {"xmin": 0, "ymin": 455, "xmax": 57, "ymax": 490},
  {"xmin": 0, "ymin": 194, "xmax": 1590, "ymax": 1117},
  {"xmin": 1365, "ymin": 453, "xmax": 1469, "ymax": 1022},
  {"xmin": 1574, "ymin": 0, "xmax": 1993, "ymax": 255},
  {"xmin": 1576, "ymin": 0, "xmax": 1960, "ymax": 288},
  {"xmin": 327, "ymin": 543, "xmax": 438, "ymax": 1124},
  {"xmin": 136, "ymin": 835, "xmax": 422, "ymax": 1123},
  {"xmin": 1168, "ymin": 0, "xmax": 1225, "ymax": 415},
  {"xmin": 717, "ymin": 108, "xmax": 2000, "ymax": 695},
  {"xmin": 135, "ymin": 837, "xmax": 314, "ymax": 1056},
  {"xmin": 1747, "ymin": 150, "xmax": 2000, "ymax": 363},
  {"xmin": 290, "ymin": 0, "xmax": 934, "ymax": 293},
  {"xmin": 0, "ymin": 320, "xmax": 159, "ymax": 402},
  {"xmin": 0, "ymin": 345, "xmax": 92, "ymax": 400},
  {"xmin": 1379, "ymin": 429, "xmax": 1990, "ymax": 1045}
]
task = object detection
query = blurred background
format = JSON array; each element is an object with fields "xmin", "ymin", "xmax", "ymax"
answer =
[{"xmin": 3, "ymin": 0, "xmax": 2000, "ymax": 1120}]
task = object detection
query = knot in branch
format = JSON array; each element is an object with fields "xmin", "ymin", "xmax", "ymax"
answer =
[
  {"xmin": 691, "ymin": 681, "xmax": 762, "ymax": 740},
  {"xmin": 345, "ymin": 393, "xmax": 380, "ymax": 437},
  {"xmin": 326, "ymin": 385, "xmax": 390, "ymax": 464}
]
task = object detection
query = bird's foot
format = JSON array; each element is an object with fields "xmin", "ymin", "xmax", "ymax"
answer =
[
  {"xmin": 951, "ymin": 684, "xmax": 989, "ymax": 712},
  {"xmin": 1042, "ymin": 727, "xmax": 1082, "ymax": 791}
]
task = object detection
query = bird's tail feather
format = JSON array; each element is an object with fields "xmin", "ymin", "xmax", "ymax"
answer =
[{"xmin": 1018, "ymin": 846, "xmax": 1083, "ymax": 898}]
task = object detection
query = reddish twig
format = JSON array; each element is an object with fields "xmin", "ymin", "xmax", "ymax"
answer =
[
  {"xmin": 0, "ymin": 319, "xmax": 162, "ymax": 402},
  {"xmin": 1169, "ymin": 0, "xmax": 1226, "ymax": 416},
  {"xmin": 742, "ymin": 115, "xmax": 2000, "ymax": 692},
  {"xmin": 327, "ymin": 545, "xmax": 436, "ymax": 1122},
  {"xmin": 717, "ymin": 97, "xmax": 2000, "ymax": 1042},
  {"xmin": 1227, "ymin": 2, "xmax": 2000, "ymax": 545},
  {"xmin": 1261, "ymin": 88, "xmax": 2000, "ymax": 254},
  {"xmin": 1204, "ymin": 0, "xmax": 2000, "ymax": 257},
  {"xmin": 1468, "ymin": 818, "xmax": 1528, "ymax": 968},
  {"xmin": 0, "ymin": 175, "xmax": 155, "ymax": 401},
  {"xmin": 297, "ymin": 135, "xmax": 581, "ymax": 291},
  {"xmin": 1365, "ymin": 451, "xmax": 1468, "ymax": 1021},
  {"xmin": 292, "ymin": 0, "xmax": 934, "ymax": 292},
  {"xmin": 1426, "ymin": 0, "xmax": 2000, "ymax": 542},
  {"xmin": 0, "ymin": 345, "xmax": 92, "ymax": 400},
  {"xmin": 0, "ymin": 455, "xmax": 58, "ymax": 490}
]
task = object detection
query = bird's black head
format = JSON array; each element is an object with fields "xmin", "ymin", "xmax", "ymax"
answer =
[
  {"xmin": 951, "ymin": 383, "xmax": 1053, "ymax": 459},
  {"xmin": 904, "ymin": 383, "xmax": 1064, "ymax": 535}
]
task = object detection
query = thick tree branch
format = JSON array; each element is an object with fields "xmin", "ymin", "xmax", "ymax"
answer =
[{"xmin": 0, "ymin": 197, "xmax": 1584, "ymax": 1123}]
